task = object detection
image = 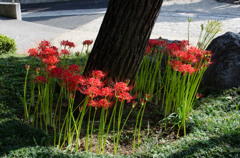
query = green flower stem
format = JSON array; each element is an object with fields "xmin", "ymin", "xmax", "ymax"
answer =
[
  {"xmin": 58, "ymin": 109, "xmax": 68, "ymax": 148},
  {"xmin": 137, "ymin": 103, "xmax": 146, "ymax": 148},
  {"xmin": 75, "ymin": 96, "xmax": 89, "ymax": 151},
  {"xmin": 29, "ymin": 81, "xmax": 36, "ymax": 125},
  {"xmin": 53, "ymin": 87, "xmax": 63, "ymax": 147},
  {"xmin": 114, "ymin": 101, "xmax": 125, "ymax": 154},
  {"xmin": 116, "ymin": 106, "xmax": 134, "ymax": 152},
  {"xmin": 23, "ymin": 68, "xmax": 29, "ymax": 122},
  {"xmin": 133, "ymin": 103, "xmax": 144, "ymax": 154},
  {"xmin": 102, "ymin": 100, "xmax": 118, "ymax": 154},
  {"xmin": 90, "ymin": 107, "xmax": 97, "ymax": 152},
  {"xmin": 85, "ymin": 105, "xmax": 92, "ymax": 151}
]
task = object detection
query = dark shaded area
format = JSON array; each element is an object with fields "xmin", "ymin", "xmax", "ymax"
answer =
[
  {"xmin": 21, "ymin": 0, "xmax": 109, "ymax": 13},
  {"xmin": 216, "ymin": 0, "xmax": 240, "ymax": 4},
  {"xmin": 201, "ymin": 32, "xmax": 240, "ymax": 89},
  {"xmin": 0, "ymin": 56, "xmax": 49, "ymax": 156},
  {"xmin": 169, "ymin": 133, "xmax": 240, "ymax": 158},
  {"xmin": 0, "ymin": 119, "xmax": 49, "ymax": 156}
]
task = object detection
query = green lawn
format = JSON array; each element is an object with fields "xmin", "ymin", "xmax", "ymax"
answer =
[{"xmin": 0, "ymin": 53, "xmax": 239, "ymax": 158}]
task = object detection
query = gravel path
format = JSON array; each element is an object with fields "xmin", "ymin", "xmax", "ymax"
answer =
[{"xmin": 52, "ymin": 0, "xmax": 239, "ymax": 49}]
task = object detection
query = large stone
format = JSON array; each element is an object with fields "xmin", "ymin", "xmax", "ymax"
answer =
[{"xmin": 201, "ymin": 32, "xmax": 240, "ymax": 89}]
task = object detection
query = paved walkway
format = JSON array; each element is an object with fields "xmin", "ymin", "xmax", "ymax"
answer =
[{"xmin": 0, "ymin": 0, "xmax": 239, "ymax": 54}]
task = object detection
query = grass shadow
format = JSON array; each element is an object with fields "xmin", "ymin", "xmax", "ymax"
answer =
[{"xmin": 169, "ymin": 133, "xmax": 240, "ymax": 158}]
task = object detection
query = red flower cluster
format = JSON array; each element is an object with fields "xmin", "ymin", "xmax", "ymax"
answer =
[
  {"xmin": 145, "ymin": 39, "xmax": 167, "ymax": 56},
  {"xmin": 166, "ymin": 40, "xmax": 189, "ymax": 53},
  {"xmin": 83, "ymin": 40, "xmax": 93, "ymax": 46},
  {"xmin": 167, "ymin": 43, "xmax": 181, "ymax": 53},
  {"xmin": 61, "ymin": 40, "xmax": 75, "ymax": 48},
  {"xmin": 28, "ymin": 41, "xmax": 135, "ymax": 109},
  {"xmin": 171, "ymin": 51, "xmax": 197, "ymax": 63},
  {"xmin": 78, "ymin": 71, "xmax": 135, "ymax": 109},
  {"xmin": 168, "ymin": 60, "xmax": 197, "ymax": 75},
  {"xmin": 36, "ymin": 64, "xmax": 134, "ymax": 109},
  {"xmin": 28, "ymin": 40, "xmax": 78, "ymax": 73},
  {"xmin": 68, "ymin": 64, "xmax": 79, "ymax": 74},
  {"xmin": 34, "ymin": 76, "xmax": 47, "ymax": 84},
  {"xmin": 28, "ymin": 40, "xmax": 60, "ymax": 68},
  {"xmin": 61, "ymin": 49, "xmax": 69, "ymax": 56},
  {"xmin": 169, "ymin": 45, "xmax": 212, "ymax": 75},
  {"xmin": 148, "ymin": 39, "xmax": 167, "ymax": 47},
  {"xmin": 48, "ymin": 65, "xmax": 83, "ymax": 92},
  {"xmin": 145, "ymin": 39, "xmax": 190, "ymax": 56}
]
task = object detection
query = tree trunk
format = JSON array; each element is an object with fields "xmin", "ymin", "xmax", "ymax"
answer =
[{"xmin": 84, "ymin": 0, "xmax": 164, "ymax": 83}]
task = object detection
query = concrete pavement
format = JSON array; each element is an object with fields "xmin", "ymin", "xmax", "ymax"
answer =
[{"xmin": 0, "ymin": 0, "xmax": 239, "ymax": 54}]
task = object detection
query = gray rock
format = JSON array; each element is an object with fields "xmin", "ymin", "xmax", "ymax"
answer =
[{"xmin": 201, "ymin": 32, "xmax": 240, "ymax": 89}]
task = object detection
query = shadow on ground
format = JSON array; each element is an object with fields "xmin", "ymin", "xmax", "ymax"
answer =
[
  {"xmin": 169, "ymin": 133, "xmax": 240, "ymax": 157},
  {"xmin": 0, "ymin": 55, "xmax": 50, "ymax": 156}
]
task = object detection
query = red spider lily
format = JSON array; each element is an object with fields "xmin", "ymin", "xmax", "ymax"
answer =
[
  {"xmin": 145, "ymin": 45, "xmax": 151, "ymax": 55},
  {"xmin": 61, "ymin": 40, "xmax": 75, "ymax": 48},
  {"xmin": 167, "ymin": 43, "xmax": 181, "ymax": 53},
  {"xmin": 46, "ymin": 65, "xmax": 57, "ymax": 72},
  {"xmin": 66, "ymin": 80, "xmax": 78, "ymax": 92},
  {"xmin": 43, "ymin": 56, "xmax": 59, "ymax": 65},
  {"xmin": 148, "ymin": 39, "xmax": 159, "ymax": 47},
  {"xmin": 61, "ymin": 49, "xmax": 69, "ymax": 56},
  {"xmin": 62, "ymin": 70, "xmax": 73, "ymax": 82},
  {"xmin": 157, "ymin": 40, "xmax": 168, "ymax": 47},
  {"xmin": 180, "ymin": 64, "xmax": 197, "ymax": 75},
  {"xmin": 172, "ymin": 50, "xmax": 197, "ymax": 63},
  {"xmin": 61, "ymin": 71, "xmax": 81, "ymax": 92},
  {"xmin": 68, "ymin": 64, "xmax": 79, "ymax": 74},
  {"xmin": 118, "ymin": 91, "xmax": 133, "ymax": 103},
  {"xmin": 87, "ymin": 77, "xmax": 104, "ymax": 88},
  {"xmin": 28, "ymin": 41, "xmax": 60, "ymax": 62},
  {"xmin": 114, "ymin": 82, "xmax": 130, "ymax": 93},
  {"xmin": 97, "ymin": 98, "xmax": 110, "ymax": 109},
  {"xmin": 81, "ymin": 86, "xmax": 100, "ymax": 98},
  {"xmin": 88, "ymin": 99, "xmax": 98, "ymax": 108},
  {"xmin": 202, "ymin": 50, "xmax": 212, "ymax": 57},
  {"xmin": 187, "ymin": 46, "xmax": 202, "ymax": 59},
  {"xmin": 50, "ymin": 67, "xmax": 63, "ymax": 79},
  {"xmin": 168, "ymin": 60, "xmax": 182, "ymax": 71},
  {"xmin": 99, "ymin": 87, "xmax": 114, "ymax": 98},
  {"xmin": 168, "ymin": 60, "xmax": 197, "ymax": 75},
  {"xmin": 39, "ymin": 48, "xmax": 58, "ymax": 60},
  {"xmin": 148, "ymin": 39, "xmax": 167, "ymax": 48},
  {"xmin": 91, "ymin": 70, "xmax": 106, "ymax": 79},
  {"xmin": 50, "ymin": 46, "xmax": 58, "ymax": 51},
  {"xmin": 28, "ymin": 48, "xmax": 38, "ymax": 57},
  {"xmin": 179, "ymin": 40, "xmax": 189, "ymax": 49},
  {"xmin": 38, "ymin": 40, "xmax": 50, "ymax": 51},
  {"xmin": 83, "ymin": 40, "xmax": 93, "ymax": 45},
  {"xmin": 34, "ymin": 76, "xmax": 47, "ymax": 84},
  {"xmin": 76, "ymin": 75, "xmax": 86, "ymax": 85}
]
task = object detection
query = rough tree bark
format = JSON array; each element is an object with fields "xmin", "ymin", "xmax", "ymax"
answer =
[{"xmin": 83, "ymin": 0, "xmax": 164, "ymax": 83}]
